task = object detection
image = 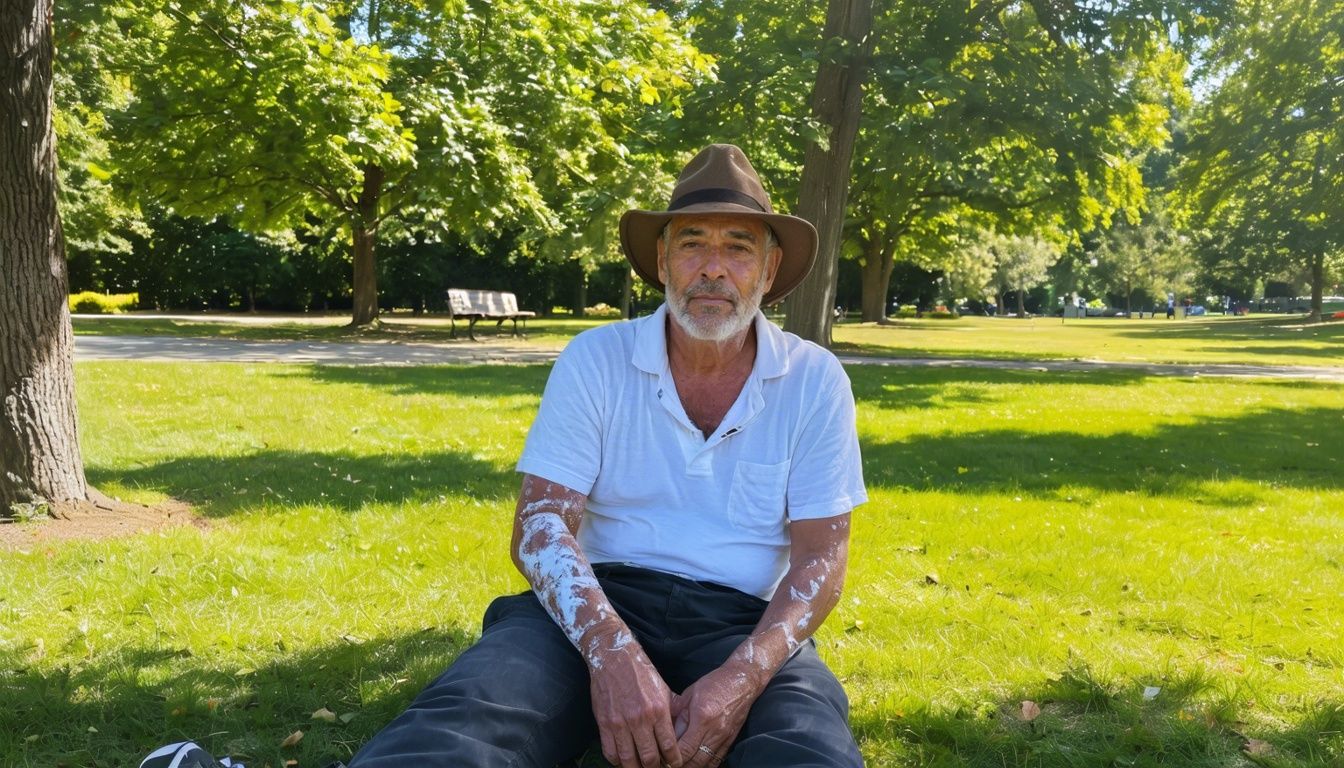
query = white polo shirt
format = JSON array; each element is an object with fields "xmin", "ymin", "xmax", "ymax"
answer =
[{"xmin": 516, "ymin": 304, "xmax": 866, "ymax": 600}]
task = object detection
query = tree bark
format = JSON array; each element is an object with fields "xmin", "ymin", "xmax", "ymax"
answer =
[
  {"xmin": 1308, "ymin": 250, "xmax": 1324, "ymax": 324},
  {"xmin": 859, "ymin": 236, "xmax": 896, "ymax": 322},
  {"xmin": 782, "ymin": 0, "xmax": 873, "ymax": 347},
  {"xmin": 1016, "ymin": 285, "xmax": 1027, "ymax": 318},
  {"xmin": 349, "ymin": 163, "xmax": 384, "ymax": 327},
  {"xmin": 1, "ymin": 0, "xmax": 88, "ymax": 508}
]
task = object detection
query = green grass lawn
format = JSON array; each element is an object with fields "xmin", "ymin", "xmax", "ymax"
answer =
[
  {"xmin": 832, "ymin": 314, "xmax": 1344, "ymax": 368},
  {"xmin": 2, "ymin": 361, "xmax": 1342, "ymax": 767}
]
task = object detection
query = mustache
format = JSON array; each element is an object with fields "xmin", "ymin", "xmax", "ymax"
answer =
[{"xmin": 684, "ymin": 281, "xmax": 738, "ymax": 301}]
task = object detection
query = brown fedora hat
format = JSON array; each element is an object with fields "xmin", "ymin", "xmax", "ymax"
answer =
[{"xmin": 619, "ymin": 144, "xmax": 818, "ymax": 306}]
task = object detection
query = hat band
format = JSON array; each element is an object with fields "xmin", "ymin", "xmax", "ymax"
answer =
[{"xmin": 668, "ymin": 187, "xmax": 768, "ymax": 213}]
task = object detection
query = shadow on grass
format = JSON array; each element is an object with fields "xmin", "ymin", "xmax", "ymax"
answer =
[
  {"xmin": 848, "ymin": 367, "xmax": 1149, "ymax": 412},
  {"xmin": 861, "ymin": 404, "xmax": 1344, "ymax": 494},
  {"xmin": 275, "ymin": 363, "xmax": 553, "ymax": 400},
  {"xmin": 0, "ymin": 625, "xmax": 478, "ymax": 768},
  {"xmin": 87, "ymin": 449, "xmax": 516, "ymax": 517},
  {"xmin": 852, "ymin": 663, "xmax": 1344, "ymax": 767}
]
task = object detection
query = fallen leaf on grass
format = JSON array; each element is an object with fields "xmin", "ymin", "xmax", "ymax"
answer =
[
  {"xmin": 312, "ymin": 707, "xmax": 337, "ymax": 722},
  {"xmin": 1243, "ymin": 738, "xmax": 1272, "ymax": 756},
  {"xmin": 280, "ymin": 730, "xmax": 304, "ymax": 748},
  {"xmin": 1021, "ymin": 700, "xmax": 1041, "ymax": 722},
  {"xmin": 924, "ymin": 573, "xmax": 940, "ymax": 585},
  {"xmin": 1143, "ymin": 686, "xmax": 1161, "ymax": 701},
  {"xmin": 339, "ymin": 712, "xmax": 357, "ymax": 724}
]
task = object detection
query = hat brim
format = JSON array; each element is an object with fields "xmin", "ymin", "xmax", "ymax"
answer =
[{"xmin": 619, "ymin": 202, "xmax": 818, "ymax": 307}]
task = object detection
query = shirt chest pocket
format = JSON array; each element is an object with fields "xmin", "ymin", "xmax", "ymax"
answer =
[{"xmin": 728, "ymin": 460, "xmax": 790, "ymax": 535}]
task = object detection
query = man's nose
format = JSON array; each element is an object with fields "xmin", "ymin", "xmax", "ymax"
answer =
[{"xmin": 699, "ymin": 244, "xmax": 730, "ymax": 278}]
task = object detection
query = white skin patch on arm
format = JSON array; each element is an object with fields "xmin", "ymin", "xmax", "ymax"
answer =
[{"xmin": 516, "ymin": 512, "xmax": 614, "ymax": 664}]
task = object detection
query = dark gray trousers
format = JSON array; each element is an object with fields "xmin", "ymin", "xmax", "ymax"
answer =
[{"xmin": 345, "ymin": 564, "xmax": 861, "ymax": 767}]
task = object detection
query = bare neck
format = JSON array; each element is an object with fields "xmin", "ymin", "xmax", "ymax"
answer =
[{"xmin": 665, "ymin": 316, "xmax": 757, "ymax": 377}]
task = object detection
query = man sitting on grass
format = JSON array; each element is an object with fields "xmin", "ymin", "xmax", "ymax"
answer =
[{"xmin": 147, "ymin": 144, "xmax": 867, "ymax": 768}]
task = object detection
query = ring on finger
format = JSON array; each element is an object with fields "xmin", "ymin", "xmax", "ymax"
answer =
[{"xmin": 698, "ymin": 744, "xmax": 718, "ymax": 759}]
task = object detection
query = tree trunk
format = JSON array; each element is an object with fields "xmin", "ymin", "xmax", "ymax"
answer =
[
  {"xmin": 0, "ymin": 0, "xmax": 88, "ymax": 508},
  {"xmin": 1016, "ymin": 286, "xmax": 1027, "ymax": 318},
  {"xmin": 858, "ymin": 237, "xmax": 885, "ymax": 322},
  {"xmin": 349, "ymin": 163, "xmax": 384, "ymax": 327},
  {"xmin": 782, "ymin": 0, "xmax": 874, "ymax": 347},
  {"xmin": 1308, "ymin": 250, "xmax": 1324, "ymax": 323},
  {"xmin": 574, "ymin": 268, "xmax": 588, "ymax": 318},
  {"xmin": 997, "ymin": 289, "xmax": 1007, "ymax": 316}
]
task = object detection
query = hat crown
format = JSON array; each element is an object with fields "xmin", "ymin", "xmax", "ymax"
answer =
[{"xmin": 668, "ymin": 144, "xmax": 774, "ymax": 215}]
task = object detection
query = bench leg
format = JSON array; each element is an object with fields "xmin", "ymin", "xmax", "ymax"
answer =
[
  {"xmin": 468, "ymin": 317, "xmax": 480, "ymax": 342},
  {"xmin": 449, "ymin": 317, "xmax": 459, "ymax": 340}
]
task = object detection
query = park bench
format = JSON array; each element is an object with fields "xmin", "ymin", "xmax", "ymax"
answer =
[{"xmin": 446, "ymin": 288, "xmax": 536, "ymax": 341}]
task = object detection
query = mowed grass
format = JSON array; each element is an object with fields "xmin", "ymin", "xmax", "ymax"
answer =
[
  {"xmin": 1, "ymin": 361, "xmax": 1342, "ymax": 767},
  {"xmin": 832, "ymin": 313, "xmax": 1344, "ymax": 368}
]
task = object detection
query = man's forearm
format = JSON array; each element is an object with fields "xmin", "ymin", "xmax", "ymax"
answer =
[
  {"xmin": 725, "ymin": 521, "xmax": 849, "ymax": 693},
  {"xmin": 515, "ymin": 511, "xmax": 633, "ymax": 667}
]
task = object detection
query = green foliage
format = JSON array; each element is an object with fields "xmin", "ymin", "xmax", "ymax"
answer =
[
  {"xmin": 52, "ymin": 0, "xmax": 144, "ymax": 255},
  {"xmin": 107, "ymin": 0, "xmax": 710, "ymax": 322},
  {"xmin": 1093, "ymin": 205, "xmax": 1196, "ymax": 311},
  {"xmin": 68, "ymin": 291, "xmax": 139, "ymax": 314},
  {"xmin": 1177, "ymin": 0, "xmax": 1344, "ymax": 319},
  {"xmin": 835, "ymin": 0, "xmax": 1211, "ymax": 321}
]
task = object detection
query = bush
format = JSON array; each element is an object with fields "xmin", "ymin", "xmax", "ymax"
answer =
[
  {"xmin": 69, "ymin": 291, "xmax": 139, "ymax": 314},
  {"xmin": 584, "ymin": 302, "xmax": 623, "ymax": 319}
]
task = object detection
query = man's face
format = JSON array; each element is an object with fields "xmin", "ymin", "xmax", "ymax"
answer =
[{"xmin": 657, "ymin": 214, "xmax": 781, "ymax": 343}]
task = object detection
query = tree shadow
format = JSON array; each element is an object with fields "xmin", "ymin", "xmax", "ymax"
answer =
[
  {"xmin": 848, "ymin": 367, "xmax": 1149, "ymax": 413},
  {"xmin": 0, "ymin": 625, "xmax": 478, "ymax": 768},
  {"xmin": 86, "ymin": 449, "xmax": 516, "ymax": 517},
  {"xmin": 861, "ymin": 404, "xmax": 1344, "ymax": 494},
  {"xmin": 850, "ymin": 663, "xmax": 1344, "ymax": 767},
  {"xmin": 1109, "ymin": 316, "xmax": 1344, "ymax": 359},
  {"xmin": 275, "ymin": 364, "xmax": 553, "ymax": 400}
]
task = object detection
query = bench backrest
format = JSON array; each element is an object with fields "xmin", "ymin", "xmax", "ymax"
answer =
[{"xmin": 447, "ymin": 288, "xmax": 520, "ymax": 316}]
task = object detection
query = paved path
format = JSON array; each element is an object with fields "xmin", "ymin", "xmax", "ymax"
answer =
[{"xmin": 74, "ymin": 334, "xmax": 1344, "ymax": 382}]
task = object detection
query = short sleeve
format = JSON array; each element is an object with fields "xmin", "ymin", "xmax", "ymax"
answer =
[
  {"xmin": 516, "ymin": 337, "xmax": 605, "ymax": 495},
  {"xmin": 785, "ymin": 362, "xmax": 867, "ymax": 521}
]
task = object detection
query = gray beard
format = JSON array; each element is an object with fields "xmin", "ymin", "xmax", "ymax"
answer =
[{"xmin": 667, "ymin": 277, "xmax": 766, "ymax": 342}]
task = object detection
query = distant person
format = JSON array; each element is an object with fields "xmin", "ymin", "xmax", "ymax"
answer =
[{"xmin": 1166, "ymin": 297, "xmax": 1175, "ymax": 319}]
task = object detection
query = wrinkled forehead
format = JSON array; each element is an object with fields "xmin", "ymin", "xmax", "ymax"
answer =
[{"xmin": 664, "ymin": 214, "xmax": 771, "ymax": 244}]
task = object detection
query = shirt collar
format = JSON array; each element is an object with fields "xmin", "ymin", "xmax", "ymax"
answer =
[{"xmin": 631, "ymin": 303, "xmax": 790, "ymax": 380}]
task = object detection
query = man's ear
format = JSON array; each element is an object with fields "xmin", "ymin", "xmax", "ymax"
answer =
[
  {"xmin": 656, "ymin": 235, "xmax": 669, "ymax": 285},
  {"xmin": 762, "ymin": 244, "xmax": 783, "ymax": 291}
]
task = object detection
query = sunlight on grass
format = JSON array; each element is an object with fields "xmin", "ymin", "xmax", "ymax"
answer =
[
  {"xmin": 0, "ymin": 362, "xmax": 1341, "ymax": 767},
  {"xmin": 832, "ymin": 314, "xmax": 1344, "ymax": 368}
]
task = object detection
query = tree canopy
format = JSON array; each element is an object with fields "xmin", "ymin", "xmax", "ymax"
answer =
[
  {"xmin": 1177, "ymin": 0, "xmax": 1343, "ymax": 321},
  {"xmin": 108, "ymin": 0, "xmax": 709, "ymax": 325}
]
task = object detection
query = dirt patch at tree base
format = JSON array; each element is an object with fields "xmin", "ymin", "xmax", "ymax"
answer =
[{"xmin": 0, "ymin": 493, "xmax": 204, "ymax": 550}]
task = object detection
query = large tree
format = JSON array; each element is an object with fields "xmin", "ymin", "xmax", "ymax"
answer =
[
  {"xmin": 842, "ymin": 1, "xmax": 1210, "ymax": 326},
  {"xmin": 111, "ymin": 0, "xmax": 706, "ymax": 326},
  {"xmin": 781, "ymin": 0, "xmax": 874, "ymax": 344},
  {"xmin": 1178, "ymin": 0, "xmax": 1343, "ymax": 322},
  {"xmin": 1, "ymin": 0, "xmax": 87, "ymax": 510}
]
